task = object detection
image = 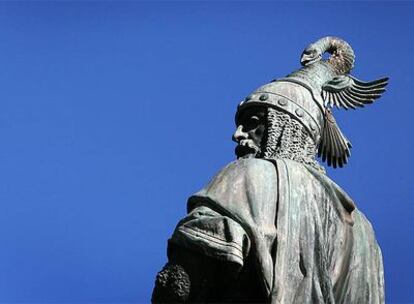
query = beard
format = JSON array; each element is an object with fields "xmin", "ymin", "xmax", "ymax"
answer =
[{"xmin": 235, "ymin": 139, "xmax": 261, "ymax": 159}]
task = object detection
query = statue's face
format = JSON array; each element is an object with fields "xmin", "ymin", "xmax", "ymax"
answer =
[{"xmin": 233, "ymin": 106, "xmax": 267, "ymax": 159}]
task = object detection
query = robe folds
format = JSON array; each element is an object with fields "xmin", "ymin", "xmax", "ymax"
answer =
[{"xmin": 169, "ymin": 158, "xmax": 384, "ymax": 304}]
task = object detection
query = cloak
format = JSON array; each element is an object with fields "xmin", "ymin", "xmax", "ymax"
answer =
[{"xmin": 169, "ymin": 158, "xmax": 384, "ymax": 303}]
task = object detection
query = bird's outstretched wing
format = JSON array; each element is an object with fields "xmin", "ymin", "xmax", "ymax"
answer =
[
  {"xmin": 318, "ymin": 109, "xmax": 352, "ymax": 168},
  {"xmin": 321, "ymin": 75, "xmax": 388, "ymax": 109}
]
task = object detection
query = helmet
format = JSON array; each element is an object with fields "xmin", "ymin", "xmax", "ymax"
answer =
[
  {"xmin": 235, "ymin": 36, "xmax": 388, "ymax": 168},
  {"xmin": 237, "ymin": 79, "xmax": 324, "ymax": 147}
]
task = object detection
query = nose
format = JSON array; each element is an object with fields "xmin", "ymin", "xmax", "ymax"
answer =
[{"xmin": 232, "ymin": 125, "xmax": 248, "ymax": 143}]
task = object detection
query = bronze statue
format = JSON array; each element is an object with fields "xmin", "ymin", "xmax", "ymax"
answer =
[{"xmin": 152, "ymin": 37, "xmax": 388, "ymax": 303}]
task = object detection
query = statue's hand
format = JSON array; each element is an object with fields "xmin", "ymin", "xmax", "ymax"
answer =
[
  {"xmin": 152, "ymin": 246, "xmax": 243, "ymax": 303},
  {"xmin": 152, "ymin": 262, "xmax": 190, "ymax": 303}
]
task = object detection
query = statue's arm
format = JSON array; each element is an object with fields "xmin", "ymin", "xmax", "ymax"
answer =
[{"xmin": 153, "ymin": 160, "xmax": 263, "ymax": 303}]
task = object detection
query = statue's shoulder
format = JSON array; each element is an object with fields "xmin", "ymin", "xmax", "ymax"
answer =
[
  {"xmin": 201, "ymin": 158, "xmax": 277, "ymax": 193},
  {"xmin": 219, "ymin": 158, "xmax": 276, "ymax": 178},
  {"xmin": 191, "ymin": 158, "xmax": 278, "ymax": 217}
]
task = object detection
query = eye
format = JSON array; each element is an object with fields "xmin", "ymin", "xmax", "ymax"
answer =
[{"xmin": 244, "ymin": 115, "xmax": 260, "ymax": 130}]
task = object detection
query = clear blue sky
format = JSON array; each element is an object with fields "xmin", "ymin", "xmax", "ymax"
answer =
[{"xmin": 0, "ymin": 2, "xmax": 412, "ymax": 303}]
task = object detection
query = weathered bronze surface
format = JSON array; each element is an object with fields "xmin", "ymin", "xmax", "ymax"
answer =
[{"xmin": 152, "ymin": 37, "xmax": 387, "ymax": 303}]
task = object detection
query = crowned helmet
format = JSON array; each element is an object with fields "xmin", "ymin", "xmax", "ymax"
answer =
[{"xmin": 236, "ymin": 36, "xmax": 388, "ymax": 169}]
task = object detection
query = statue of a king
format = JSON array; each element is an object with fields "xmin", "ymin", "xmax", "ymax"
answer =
[{"xmin": 152, "ymin": 36, "xmax": 388, "ymax": 304}]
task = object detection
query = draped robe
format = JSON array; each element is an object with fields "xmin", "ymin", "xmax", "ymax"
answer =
[{"xmin": 169, "ymin": 158, "xmax": 384, "ymax": 303}]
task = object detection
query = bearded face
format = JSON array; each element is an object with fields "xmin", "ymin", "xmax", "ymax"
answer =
[{"xmin": 232, "ymin": 106, "xmax": 267, "ymax": 159}]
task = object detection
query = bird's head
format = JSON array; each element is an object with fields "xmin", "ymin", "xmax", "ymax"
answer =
[{"xmin": 300, "ymin": 44, "xmax": 322, "ymax": 66}]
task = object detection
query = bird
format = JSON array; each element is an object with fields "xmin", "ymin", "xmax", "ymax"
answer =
[{"xmin": 287, "ymin": 36, "xmax": 389, "ymax": 168}]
